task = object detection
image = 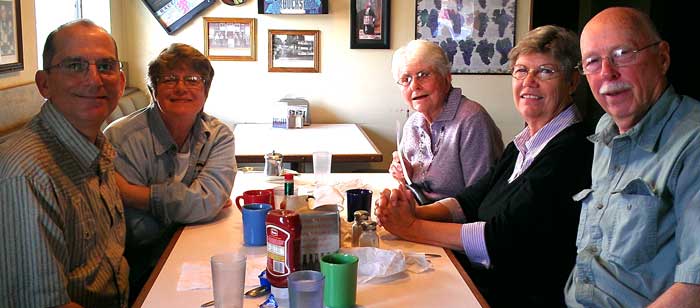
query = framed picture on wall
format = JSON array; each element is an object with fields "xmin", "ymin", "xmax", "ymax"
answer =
[
  {"xmin": 0, "ymin": 0, "xmax": 23, "ymax": 74},
  {"xmin": 416, "ymin": 0, "xmax": 516, "ymax": 74},
  {"xmin": 268, "ymin": 30, "xmax": 320, "ymax": 73},
  {"xmin": 350, "ymin": 0, "xmax": 390, "ymax": 49},
  {"xmin": 204, "ymin": 17, "xmax": 256, "ymax": 61},
  {"xmin": 258, "ymin": 0, "xmax": 328, "ymax": 14},
  {"xmin": 140, "ymin": 0, "xmax": 215, "ymax": 35}
]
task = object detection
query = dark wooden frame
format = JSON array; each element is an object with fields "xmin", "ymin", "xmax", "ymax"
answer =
[
  {"xmin": 203, "ymin": 17, "xmax": 256, "ymax": 61},
  {"xmin": 140, "ymin": 0, "xmax": 215, "ymax": 35},
  {"xmin": 415, "ymin": 0, "xmax": 517, "ymax": 74},
  {"xmin": 268, "ymin": 29, "xmax": 320, "ymax": 73},
  {"xmin": 258, "ymin": 0, "xmax": 329, "ymax": 14},
  {"xmin": 350, "ymin": 0, "xmax": 391, "ymax": 49},
  {"xmin": 0, "ymin": 0, "xmax": 23, "ymax": 74}
]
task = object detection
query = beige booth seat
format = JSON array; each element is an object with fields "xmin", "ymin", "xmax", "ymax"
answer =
[{"xmin": 0, "ymin": 83, "xmax": 150, "ymax": 140}]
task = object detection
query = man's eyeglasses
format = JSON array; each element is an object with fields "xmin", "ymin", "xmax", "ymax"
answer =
[
  {"xmin": 511, "ymin": 64, "xmax": 560, "ymax": 81},
  {"xmin": 396, "ymin": 71, "xmax": 432, "ymax": 87},
  {"xmin": 158, "ymin": 75, "xmax": 206, "ymax": 88},
  {"xmin": 45, "ymin": 58, "xmax": 122, "ymax": 76},
  {"xmin": 578, "ymin": 41, "xmax": 661, "ymax": 75}
]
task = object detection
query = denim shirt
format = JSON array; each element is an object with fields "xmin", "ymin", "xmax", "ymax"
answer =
[
  {"xmin": 104, "ymin": 104, "xmax": 236, "ymax": 247},
  {"xmin": 565, "ymin": 86, "xmax": 700, "ymax": 307}
]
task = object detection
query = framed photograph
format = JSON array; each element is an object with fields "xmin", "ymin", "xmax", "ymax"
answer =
[
  {"xmin": 416, "ymin": 0, "xmax": 516, "ymax": 74},
  {"xmin": 204, "ymin": 17, "xmax": 256, "ymax": 61},
  {"xmin": 268, "ymin": 30, "xmax": 320, "ymax": 73},
  {"xmin": 140, "ymin": 0, "xmax": 215, "ymax": 35},
  {"xmin": 0, "ymin": 0, "xmax": 23, "ymax": 74},
  {"xmin": 258, "ymin": 0, "xmax": 328, "ymax": 14},
  {"xmin": 350, "ymin": 0, "xmax": 390, "ymax": 49}
]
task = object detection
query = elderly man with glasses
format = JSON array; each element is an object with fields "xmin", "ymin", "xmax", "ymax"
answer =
[
  {"xmin": 565, "ymin": 7, "xmax": 700, "ymax": 308},
  {"xmin": 104, "ymin": 43, "xmax": 236, "ymax": 303},
  {"xmin": 0, "ymin": 20, "xmax": 129, "ymax": 308}
]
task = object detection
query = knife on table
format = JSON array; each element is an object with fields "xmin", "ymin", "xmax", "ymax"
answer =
[{"xmin": 396, "ymin": 120, "xmax": 431, "ymax": 205}]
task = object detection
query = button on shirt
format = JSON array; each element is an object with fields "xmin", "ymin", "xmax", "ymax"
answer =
[
  {"xmin": 565, "ymin": 86, "xmax": 700, "ymax": 307},
  {"xmin": 0, "ymin": 102, "xmax": 128, "ymax": 308}
]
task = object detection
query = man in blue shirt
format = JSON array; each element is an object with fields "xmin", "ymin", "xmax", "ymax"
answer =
[{"xmin": 565, "ymin": 7, "xmax": 700, "ymax": 307}]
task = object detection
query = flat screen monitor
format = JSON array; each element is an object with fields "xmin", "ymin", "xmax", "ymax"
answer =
[
  {"xmin": 141, "ymin": 0, "xmax": 216, "ymax": 34},
  {"xmin": 258, "ymin": 0, "xmax": 329, "ymax": 14}
]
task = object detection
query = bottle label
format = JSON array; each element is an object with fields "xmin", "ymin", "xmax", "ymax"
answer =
[{"xmin": 266, "ymin": 225, "xmax": 291, "ymax": 277}]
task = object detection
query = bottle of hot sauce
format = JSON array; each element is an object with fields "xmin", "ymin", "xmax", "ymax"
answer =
[{"xmin": 265, "ymin": 209, "xmax": 301, "ymax": 288}]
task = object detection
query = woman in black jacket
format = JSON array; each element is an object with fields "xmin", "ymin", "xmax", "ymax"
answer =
[{"xmin": 376, "ymin": 25, "xmax": 592, "ymax": 307}]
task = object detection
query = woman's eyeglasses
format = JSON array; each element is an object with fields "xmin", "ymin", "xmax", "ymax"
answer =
[
  {"xmin": 158, "ymin": 75, "xmax": 206, "ymax": 88},
  {"xmin": 396, "ymin": 71, "xmax": 432, "ymax": 87},
  {"xmin": 511, "ymin": 64, "xmax": 560, "ymax": 81}
]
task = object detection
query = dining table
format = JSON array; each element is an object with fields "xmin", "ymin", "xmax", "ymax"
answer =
[
  {"xmin": 134, "ymin": 172, "xmax": 488, "ymax": 308},
  {"xmin": 233, "ymin": 123, "xmax": 383, "ymax": 171}
]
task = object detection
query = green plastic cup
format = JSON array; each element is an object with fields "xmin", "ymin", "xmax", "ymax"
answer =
[{"xmin": 320, "ymin": 253, "xmax": 359, "ymax": 308}]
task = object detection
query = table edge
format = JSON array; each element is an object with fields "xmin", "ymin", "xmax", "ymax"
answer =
[
  {"xmin": 132, "ymin": 226, "xmax": 185, "ymax": 308},
  {"xmin": 444, "ymin": 248, "xmax": 490, "ymax": 308}
]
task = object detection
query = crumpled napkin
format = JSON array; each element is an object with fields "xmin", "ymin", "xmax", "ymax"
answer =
[
  {"xmin": 311, "ymin": 185, "xmax": 344, "ymax": 210},
  {"xmin": 175, "ymin": 254, "xmax": 268, "ymax": 291},
  {"xmin": 340, "ymin": 247, "xmax": 432, "ymax": 283},
  {"xmin": 312, "ymin": 179, "xmax": 372, "ymax": 210}
]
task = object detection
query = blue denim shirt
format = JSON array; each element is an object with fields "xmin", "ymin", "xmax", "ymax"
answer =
[
  {"xmin": 104, "ymin": 104, "xmax": 237, "ymax": 247},
  {"xmin": 565, "ymin": 86, "xmax": 700, "ymax": 307}
]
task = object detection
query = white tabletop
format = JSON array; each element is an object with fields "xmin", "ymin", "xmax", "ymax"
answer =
[
  {"xmin": 137, "ymin": 173, "xmax": 485, "ymax": 308},
  {"xmin": 233, "ymin": 124, "xmax": 382, "ymax": 163}
]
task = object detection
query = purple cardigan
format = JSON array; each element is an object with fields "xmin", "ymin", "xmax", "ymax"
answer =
[{"xmin": 402, "ymin": 87, "xmax": 503, "ymax": 201}]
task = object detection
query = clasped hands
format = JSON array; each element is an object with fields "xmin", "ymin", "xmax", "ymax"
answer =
[{"xmin": 374, "ymin": 184, "xmax": 419, "ymax": 240}]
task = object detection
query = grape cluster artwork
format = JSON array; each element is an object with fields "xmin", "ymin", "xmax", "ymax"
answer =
[{"xmin": 416, "ymin": 0, "xmax": 516, "ymax": 74}]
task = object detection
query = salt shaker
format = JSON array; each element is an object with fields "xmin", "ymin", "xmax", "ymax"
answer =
[
  {"xmin": 351, "ymin": 210, "xmax": 369, "ymax": 247},
  {"xmin": 358, "ymin": 220, "xmax": 379, "ymax": 248}
]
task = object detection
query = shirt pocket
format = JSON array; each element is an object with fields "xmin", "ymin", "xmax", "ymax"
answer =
[
  {"xmin": 572, "ymin": 188, "xmax": 594, "ymax": 249},
  {"xmin": 70, "ymin": 195, "xmax": 97, "ymax": 262},
  {"xmin": 606, "ymin": 178, "xmax": 660, "ymax": 268}
]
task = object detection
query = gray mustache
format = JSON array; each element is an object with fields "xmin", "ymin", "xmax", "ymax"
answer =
[{"xmin": 599, "ymin": 82, "xmax": 632, "ymax": 95}]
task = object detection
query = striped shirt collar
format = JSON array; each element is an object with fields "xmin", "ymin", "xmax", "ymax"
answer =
[
  {"xmin": 508, "ymin": 104, "xmax": 581, "ymax": 182},
  {"xmin": 39, "ymin": 101, "xmax": 112, "ymax": 171}
]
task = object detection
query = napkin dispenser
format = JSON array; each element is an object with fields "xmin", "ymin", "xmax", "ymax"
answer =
[
  {"xmin": 272, "ymin": 98, "xmax": 310, "ymax": 128},
  {"xmin": 298, "ymin": 205, "xmax": 340, "ymax": 271}
]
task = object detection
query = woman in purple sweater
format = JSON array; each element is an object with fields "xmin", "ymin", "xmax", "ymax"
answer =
[{"xmin": 389, "ymin": 40, "xmax": 504, "ymax": 203}]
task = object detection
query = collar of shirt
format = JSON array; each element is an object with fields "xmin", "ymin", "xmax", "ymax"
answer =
[
  {"xmin": 40, "ymin": 101, "xmax": 104, "ymax": 172},
  {"xmin": 146, "ymin": 104, "xmax": 211, "ymax": 156},
  {"xmin": 509, "ymin": 104, "xmax": 580, "ymax": 182},
  {"xmin": 432, "ymin": 87, "xmax": 462, "ymax": 123},
  {"xmin": 589, "ymin": 86, "xmax": 677, "ymax": 153}
]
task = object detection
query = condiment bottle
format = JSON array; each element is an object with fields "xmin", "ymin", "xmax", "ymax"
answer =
[
  {"xmin": 284, "ymin": 173, "xmax": 294, "ymax": 196},
  {"xmin": 359, "ymin": 220, "xmax": 379, "ymax": 248},
  {"xmin": 351, "ymin": 210, "xmax": 370, "ymax": 247},
  {"xmin": 265, "ymin": 209, "xmax": 301, "ymax": 288}
]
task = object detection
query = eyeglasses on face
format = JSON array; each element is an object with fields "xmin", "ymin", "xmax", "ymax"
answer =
[
  {"xmin": 511, "ymin": 64, "xmax": 560, "ymax": 81},
  {"xmin": 396, "ymin": 70, "xmax": 432, "ymax": 87},
  {"xmin": 158, "ymin": 75, "xmax": 206, "ymax": 88},
  {"xmin": 45, "ymin": 57, "xmax": 122, "ymax": 76},
  {"xmin": 578, "ymin": 41, "xmax": 661, "ymax": 75}
]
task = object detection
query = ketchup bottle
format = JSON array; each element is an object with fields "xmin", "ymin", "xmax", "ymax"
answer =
[{"xmin": 265, "ymin": 209, "xmax": 301, "ymax": 288}]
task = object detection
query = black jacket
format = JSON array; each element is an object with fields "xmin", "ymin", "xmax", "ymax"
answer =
[{"xmin": 456, "ymin": 121, "xmax": 593, "ymax": 307}]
